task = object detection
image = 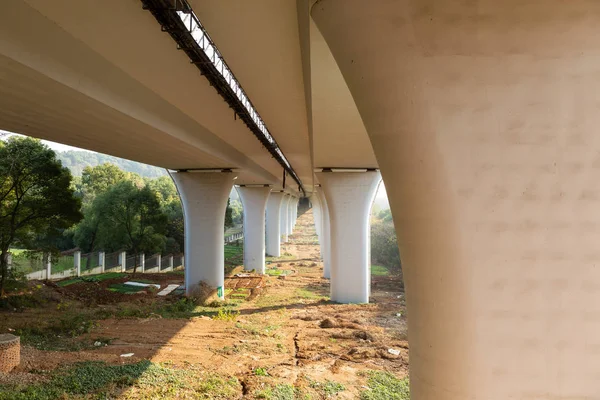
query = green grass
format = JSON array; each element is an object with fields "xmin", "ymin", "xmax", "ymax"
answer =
[
  {"xmin": 16, "ymin": 313, "xmax": 98, "ymax": 351},
  {"xmin": 0, "ymin": 361, "xmax": 241, "ymax": 399},
  {"xmin": 51, "ymin": 256, "xmax": 75, "ymax": 274},
  {"xmin": 107, "ymin": 283, "xmax": 148, "ymax": 294},
  {"xmin": 255, "ymin": 384, "xmax": 296, "ymax": 400},
  {"xmin": 359, "ymin": 371, "xmax": 409, "ymax": 400},
  {"xmin": 309, "ymin": 378, "xmax": 346, "ymax": 396},
  {"xmin": 56, "ymin": 272, "xmax": 126, "ymax": 287},
  {"xmin": 371, "ymin": 265, "xmax": 391, "ymax": 276}
]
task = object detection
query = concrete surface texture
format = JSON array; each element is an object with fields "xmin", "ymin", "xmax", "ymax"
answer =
[
  {"xmin": 317, "ymin": 171, "xmax": 381, "ymax": 303},
  {"xmin": 237, "ymin": 186, "xmax": 271, "ymax": 274},
  {"xmin": 312, "ymin": 0, "xmax": 600, "ymax": 398},
  {"xmin": 172, "ymin": 171, "xmax": 234, "ymax": 297},
  {"xmin": 265, "ymin": 191, "xmax": 285, "ymax": 257}
]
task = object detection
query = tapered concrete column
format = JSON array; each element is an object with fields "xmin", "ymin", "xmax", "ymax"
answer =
[
  {"xmin": 292, "ymin": 198, "xmax": 299, "ymax": 228},
  {"xmin": 317, "ymin": 171, "xmax": 380, "ymax": 303},
  {"xmin": 266, "ymin": 191, "xmax": 285, "ymax": 257},
  {"xmin": 172, "ymin": 171, "xmax": 235, "ymax": 297},
  {"xmin": 316, "ymin": 187, "xmax": 331, "ymax": 278},
  {"xmin": 313, "ymin": 1, "xmax": 600, "ymax": 398},
  {"xmin": 237, "ymin": 186, "xmax": 271, "ymax": 274},
  {"xmin": 280, "ymin": 194, "xmax": 291, "ymax": 243},
  {"xmin": 311, "ymin": 194, "xmax": 323, "ymax": 240},
  {"xmin": 287, "ymin": 196, "xmax": 296, "ymax": 235}
]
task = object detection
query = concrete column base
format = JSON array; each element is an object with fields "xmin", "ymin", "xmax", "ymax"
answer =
[
  {"xmin": 317, "ymin": 171, "xmax": 381, "ymax": 303},
  {"xmin": 238, "ymin": 186, "xmax": 271, "ymax": 274},
  {"xmin": 266, "ymin": 191, "xmax": 285, "ymax": 257},
  {"xmin": 172, "ymin": 171, "xmax": 235, "ymax": 297}
]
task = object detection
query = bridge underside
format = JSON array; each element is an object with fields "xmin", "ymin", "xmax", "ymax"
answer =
[
  {"xmin": 1, "ymin": 0, "xmax": 599, "ymax": 398},
  {"xmin": 313, "ymin": 0, "xmax": 600, "ymax": 398}
]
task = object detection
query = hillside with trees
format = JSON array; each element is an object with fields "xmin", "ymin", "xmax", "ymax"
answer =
[{"xmin": 56, "ymin": 150, "xmax": 167, "ymax": 178}]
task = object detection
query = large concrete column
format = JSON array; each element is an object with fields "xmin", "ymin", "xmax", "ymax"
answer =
[
  {"xmin": 313, "ymin": 1, "xmax": 600, "ymax": 398},
  {"xmin": 287, "ymin": 196, "xmax": 296, "ymax": 235},
  {"xmin": 266, "ymin": 191, "xmax": 285, "ymax": 257},
  {"xmin": 172, "ymin": 171, "xmax": 234, "ymax": 297},
  {"xmin": 316, "ymin": 187, "xmax": 331, "ymax": 278},
  {"xmin": 293, "ymin": 197, "xmax": 299, "ymax": 228},
  {"xmin": 237, "ymin": 186, "xmax": 271, "ymax": 274},
  {"xmin": 311, "ymin": 194, "xmax": 323, "ymax": 240},
  {"xmin": 280, "ymin": 194, "xmax": 291, "ymax": 243},
  {"xmin": 317, "ymin": 171, "xmax": 380, "ymax": 303}
]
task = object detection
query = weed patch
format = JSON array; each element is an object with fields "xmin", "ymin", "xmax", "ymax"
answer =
[{"xmin": 359, "ymin": 371, "xmax": 409, "ymax": 400}]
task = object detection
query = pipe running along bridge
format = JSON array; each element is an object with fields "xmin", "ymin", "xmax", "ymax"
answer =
[{"xmin": 1, "ymin": 1, "xmax": 598, "ymax": 398}]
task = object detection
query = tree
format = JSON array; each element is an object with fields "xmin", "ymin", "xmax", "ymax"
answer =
[
  {"xmin": 225, "ymin": 198, "xmax": 234, "ymax": 230},
  {"xmin": 371, "ymin": 210, "xmax": 401, "ymax": 273},
  {"xmin": 94, "ymin": 181, "xmax": 168, "ymax": 274},
  {"xmin": 73, "ymin": 164, "xmax": 128, "ymax": 260},
  {"xmin": 0, "ymin": 137, "xmax": 82, "ymax": 294}
]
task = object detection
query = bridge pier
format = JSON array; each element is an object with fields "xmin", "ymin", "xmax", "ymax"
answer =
[
  {"xmin": 172, "ymin": 171, "xmax": 234, "ymax": 298},
  {"xmin": 313, "ymin": 0, "xmax": 600, "ymax": 397},
  {"xmin": 237, "ymin": 186, "xmax": 271, "ymax": 274},
  {"xmin": 280, "ymin": 194, "xmax": 291, "ymax": 243},
  {"xmin": 317, "ymin": 171, "xmax": 381, "ymax": 303},
  {"xmin": 316, "ymin": 187, "xmax": 331, "ymax": 279},
  {"xmin": 287, "ymin": 196, "xmax": 296, "ymax": 236},
  {"xmin": 266, "ymin": 191, "xmax": 285, "ymax": 257}
]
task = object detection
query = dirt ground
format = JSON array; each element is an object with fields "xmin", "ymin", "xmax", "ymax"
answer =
[{"xmin": 0, "ymin": 210, "xmax": 407, "ymax": 398}]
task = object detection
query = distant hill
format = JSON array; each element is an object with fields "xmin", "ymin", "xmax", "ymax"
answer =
[{"xmin": 57, "ymin": 150, "xmax": 167, "ymax": 178}]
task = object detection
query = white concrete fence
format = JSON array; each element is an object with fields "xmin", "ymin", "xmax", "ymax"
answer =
[{"xmin": 8, "ymin": 251, "xmax": 185, "ymax": 281}]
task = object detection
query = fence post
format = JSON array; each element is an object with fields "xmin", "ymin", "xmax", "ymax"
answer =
[
  {"xmin": 169, "ymin": 255, "xmax": 174, "ymax": 271},
  {"xmin": 140, "ymin": 253, "xmax": 145, "ymax": 273},
  {"xmin": 120, "ymin": 251, "xmax": 127, "ymax": 273},
  {"xmin": 99, "ymin": 251, "xmax": 105, "ymax": 273},
  {"xmin": 74, "ymin": 251, "xmax": 81, "ymax": 277},
  {"xmin": 45, "ymin": 253, "xmax": 51, "ymax": 280},
  {"xmin": 157, "ymin": 254, "xmax": 161, "ymax": 272},
  {"xmin": 5, "ymin": 253, "xmax": 12, "ymax": 271}
]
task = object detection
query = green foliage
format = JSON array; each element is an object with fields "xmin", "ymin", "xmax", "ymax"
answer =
[
  {"xmin": 359, "ymin": 371, "xmax": 410, "ymax": 400},
  {"xmin": 213, "ymin": 308, "xmax": 240, "ymax": 321},
  {"xmin": 255, "ymin": 384, "xmax": 296, "ymax": 400},
  {"xmin": 371, "ymin": 265, "xmax": 390, "ymax": 276},
  {"xmin": 371, "ymin": 209, "xmax": 401, "ymax": 274},
  {"xmin": 107, "ymin": 283, "xmax": 147, "ymax": 294},
  {"xmin": 225, "ymin": 198, "xmax": 234, "ymax": 229},
  {"xmin": 309, "ymin": 378, "xmax": 346, "ymax": 396},
  {"xmin": 230, "ymin": 199, "xmax": 243, "ymax": 225},
  {"xmin": 57, "ymin": 150, "xmax": 167, "ymax": 178},
  {"xmin": 93, "ymin": 181, "xmax": 168, "ymax": 273},
  {"xmin": 0, "ymin": 137, "xmax": 82, "ymax": 293},
  {"xmin": 0, "ymin": 361, "xmax": 241, "ymax": 399},
  {"xmin": 254, "ymin": 367, "xmax": 269, "ymax": 376},
  {"xmin": 16, "ymin": 313, "xmax": 98, "ymax": 351}
]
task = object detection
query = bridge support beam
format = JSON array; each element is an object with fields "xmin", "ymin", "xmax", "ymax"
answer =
[
  {"xmin": 313, "ymin": 0, "xmax": 600, "ymax": 397},
  {"xmin": 238, "ymin": 186, "xmax": 271, "ymax": 274},
  {"xmin": 280, "ymin": 194, "xmax": 291, "ymax": 243},
  {"xmin": 172, "ymin": 171, "xmax": 234, "ymax": 298},
  {"xmin": 316, "ymin": 188, "xmax": 331, "ymax": 279},
  {"xmin": 266, "ymin": 191, "xmax": 285, "ymax": 257},
  {"xmin": 317, "ymin": 171, "xmax": 380, "ymax": 303}
]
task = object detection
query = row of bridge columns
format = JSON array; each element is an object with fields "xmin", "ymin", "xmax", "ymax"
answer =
[{"xmin": 171, "ymin": 169, "xmax": 381, "ymax": 304}]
